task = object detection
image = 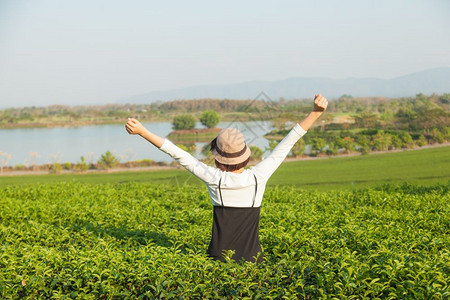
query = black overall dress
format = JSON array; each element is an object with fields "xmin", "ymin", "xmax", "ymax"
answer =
[{"xmin": 207, "ymin": 174, "xmax": 263, "ymax": 263}]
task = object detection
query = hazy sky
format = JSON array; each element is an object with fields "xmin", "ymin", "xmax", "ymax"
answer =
[{"xmin": 1, "ymin": 0, "xmax": 449, "ymax": 108}]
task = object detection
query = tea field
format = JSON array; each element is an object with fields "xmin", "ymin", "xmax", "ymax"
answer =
[{"xmin": 1, "ymin": 182, "xmax": 449, "ymax": 298}]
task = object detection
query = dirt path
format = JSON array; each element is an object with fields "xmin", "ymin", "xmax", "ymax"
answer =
[{"xmin": 0, "ymin": 166, "xmax": 179, "ymax": 177}]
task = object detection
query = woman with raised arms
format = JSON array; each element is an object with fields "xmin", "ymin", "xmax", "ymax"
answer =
[{"xmin": 125, "ymin": 94, "xmax": 328, "ymax": 263}]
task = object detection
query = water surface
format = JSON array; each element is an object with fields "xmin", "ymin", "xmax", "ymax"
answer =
[{"xmin": 0, "ymin": 121, "xmax": 273, "ymax": 166}]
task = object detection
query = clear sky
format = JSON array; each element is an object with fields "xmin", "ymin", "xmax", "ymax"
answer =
[{"xmin": 0, "ymin": 0, "xmax": 449, "ymax": 107}]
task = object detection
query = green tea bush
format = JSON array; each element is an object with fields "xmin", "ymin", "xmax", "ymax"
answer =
[{"xmin": 0, "ymin": 182, "xmax": 448, "ymax": 298}]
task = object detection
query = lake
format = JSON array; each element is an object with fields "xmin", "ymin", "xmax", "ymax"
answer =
[{"xmin": 0, "ymin": 121, "xmax": 273, "ymax": 167}]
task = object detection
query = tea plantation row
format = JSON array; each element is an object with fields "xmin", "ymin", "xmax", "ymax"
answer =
[{"xmin": 0, "ymin": 182, "xmax": 449, "ymax": 298}]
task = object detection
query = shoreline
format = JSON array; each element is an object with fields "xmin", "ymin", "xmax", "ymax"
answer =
[
  {"xmin": 0, "ymin": 119, "xmax": 167, "ymax": 129},
  {"xmin": 1, "ymin": 143, "xmax": 448, "ymax": 177},
  {"xmin": 0, "ymin": 115, "xmax": 267, "ymax": 130}
]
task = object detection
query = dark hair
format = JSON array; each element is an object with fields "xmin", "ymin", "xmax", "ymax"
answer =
[
  {"xmin": 210, "ymin": 138, "xmax": 218, "ymax": 153},
  {"xmin": 210, "ymin": 138, "xmax": 250, "ymax": 172}
]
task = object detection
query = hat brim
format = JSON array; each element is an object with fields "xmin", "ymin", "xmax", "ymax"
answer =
[{"xmin": 212, "ymin": 146, "xmax": 251, "ymax": 165}]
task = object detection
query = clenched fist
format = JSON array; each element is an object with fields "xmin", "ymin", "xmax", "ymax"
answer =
[
  {"xmin": 313, "ymin": 94, "xmax": 328, "ymax": 112},
  {"xmin": 125, "ymin": 118, "xmax": 145, "ymax": 135}
]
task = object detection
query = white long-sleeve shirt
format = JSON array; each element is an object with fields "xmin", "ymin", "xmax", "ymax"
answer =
[{"xmin": 159, "ymin": 123, "xmax": 307, "ymax": 208}]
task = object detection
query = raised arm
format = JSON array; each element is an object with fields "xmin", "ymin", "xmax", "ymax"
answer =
[
  {"xmin": 251, "ymin": 94, "xmax": 328, "ymax": 181},
  {"xmin": 298, "ymin": 94, "xmax": 328, "ymax": 131},
  {"xmin": 125, "ymin": 118, "xmax": 220, "ymax": 184}
]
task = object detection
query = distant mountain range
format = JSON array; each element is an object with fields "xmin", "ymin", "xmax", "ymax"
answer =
[{"xmin": 118, "ymin": 68, "xmax": 450, "ymax": 104}]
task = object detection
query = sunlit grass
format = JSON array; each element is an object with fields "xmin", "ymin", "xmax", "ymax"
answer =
[{"xmin": 1, "ymin": 146, "xmax": 448, "ymax": 191}]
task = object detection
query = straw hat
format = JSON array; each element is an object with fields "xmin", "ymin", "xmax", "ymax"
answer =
[{"xmin": 211, "ymin": 128, "xmax": 251, "ymax": 165}]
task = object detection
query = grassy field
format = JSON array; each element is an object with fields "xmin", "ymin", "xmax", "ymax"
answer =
[
  {"xmin": 1, "ymin": 146, "xmax": 449, "ymax": 191},
  {"xmin": 1, "ymin": 182, "xmax": 448, "ymax": 298},
  {"xmin": 1, "ymin": 146, "xmax": 449, "ymax": 298}
]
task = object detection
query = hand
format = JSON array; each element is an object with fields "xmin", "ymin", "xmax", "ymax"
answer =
[
  {"xmin": 125, "ymin": 118, "xmax": 145, "ymax": 135},
  {"xmin": 313, "ymin": 94, "xmax": 328, "ymax": 112}
]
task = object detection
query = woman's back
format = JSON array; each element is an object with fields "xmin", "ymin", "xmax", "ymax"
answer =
[
  {"xmin": 159, "ymin": 123, "xmax": 307, "ymax": 208},
  {"xmin": 125, "ymin": 94, "xmax": 329, "ymax": 262}
]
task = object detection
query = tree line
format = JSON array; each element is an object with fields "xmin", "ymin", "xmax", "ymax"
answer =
[
  {"xmin": 1, "ymin": 94, "xmax": 448, "ymax": 172},
  {"xmin": 1, "ymin": 93, "xmax": 448, "ymax": 126}
]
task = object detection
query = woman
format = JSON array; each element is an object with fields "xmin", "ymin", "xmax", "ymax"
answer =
[{"xmin": 125, "ymin": 94, "xmax": 328, "ymax": 263}]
